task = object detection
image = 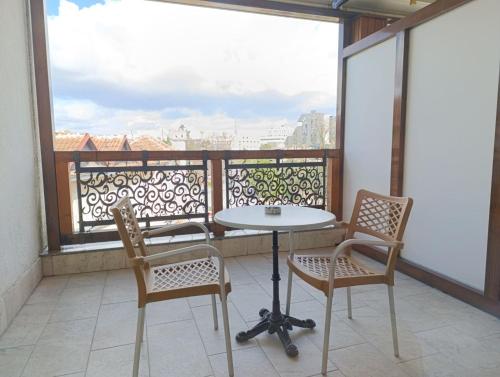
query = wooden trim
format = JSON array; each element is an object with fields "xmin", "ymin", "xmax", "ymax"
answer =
[
  {"xmin": 356, "ymin": 245, "xmax": 500, "ymax": 318},
  {"xmin": 351, "ymin": 16, "xmax": 388, "ymax": 43},
  {"xmin": 29, "ymin": 0, "xmax": 61, "ymax": 251},
  {"xmin": 342, "ymin": 0, "xmax": 473, "ymax": 58},
  {"xmin": 54, "ymin": 149, "xmax": 340, "ymax": 163},
  {"xmin": 55, "ymin": 160, "xmax": 73, "ymax": 236},
  {"xmin": 158, "ymin": 0, "xmax": 355, "ymax": 20},
  {"xmin": 390, "ymin": 30, "xmax": 409, "ymax": 196},
  {"xmin": 485, "ymin": 73, "xmax": 500, "ymax": 301},
  {"xmin": 334, "ymin": 19, "xmax": 352, "ymax": 221},
  {"xmin": 327, "ymin": 157, "xmax": 342, "ymax": 218},
  {"xmin": 210, "ymin": 158, "xmax": 225, "ymax": 237}
]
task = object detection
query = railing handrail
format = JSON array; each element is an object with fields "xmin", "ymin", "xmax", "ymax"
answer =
[
  {"xmin": 53, "ymin": 148, "xmax": 342, "ymax": 247},
  {"xmin": 54, "ymin": 148, "xmax": 340, "ymax": 162}
]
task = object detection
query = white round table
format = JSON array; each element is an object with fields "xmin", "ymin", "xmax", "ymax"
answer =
[{"xmin": 214, "ymin": 205, "xmax": 335, "ymax": 356}]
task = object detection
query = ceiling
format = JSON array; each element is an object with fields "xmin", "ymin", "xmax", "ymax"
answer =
[
  {"xmin": 150, "ymin": 0, "xmax": 437, "ymax": 21},
  {"xmin": 333, "ymin": 0, "xmax": 437, "ymax": 18}
]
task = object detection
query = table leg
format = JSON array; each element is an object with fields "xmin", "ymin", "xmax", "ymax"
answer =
[{"xmin": 235, "ymin": 230, "xmax": 316, "ymax": 356}]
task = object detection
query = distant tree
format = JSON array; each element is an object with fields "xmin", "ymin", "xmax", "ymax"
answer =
[{"xmin": 260, "ymin": 143, "xmax": 275, "ymax": 150}]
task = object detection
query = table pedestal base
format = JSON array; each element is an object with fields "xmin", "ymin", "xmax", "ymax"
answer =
[
  {"xmin": 235, "ymin": 308, "xmax": 316, "ymax": 356},
  {"xmin": 234, "ymin": 230, "xmax": 316, "ymax": 356}
]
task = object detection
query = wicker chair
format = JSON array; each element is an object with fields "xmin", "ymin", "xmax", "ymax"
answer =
[
  {"xmin": 111, "ymin": 197, "xmax": 234, "ymax": 377},
  {"xmin": 285, "ymin": 189, "xmax": 413, "ymax": 375}
]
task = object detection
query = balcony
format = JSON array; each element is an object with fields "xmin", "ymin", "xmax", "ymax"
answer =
[{"xmin": 1, "ymin": 0, "xmax": 500, "ymax": 376}]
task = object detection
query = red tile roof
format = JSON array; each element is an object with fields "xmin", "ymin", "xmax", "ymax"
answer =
[
  {"xmin": 91, "ymin": 135, "xmax": 130, "ymax": 151},
  {"xmin": 54, "ymin": 132, "xmax": 96, "ymax": 151},
  {"xmin": 130, "ymin": 135, "xmax": 170, "ymax": 151}
]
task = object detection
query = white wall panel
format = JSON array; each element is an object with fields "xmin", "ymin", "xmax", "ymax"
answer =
[
  {"xmin": 343, "ymin": 37, "xmax": 396, "ymax": 220},
  {"xmin": 403, "ymin": 0, "xmax": 500, "ymax": 290}
]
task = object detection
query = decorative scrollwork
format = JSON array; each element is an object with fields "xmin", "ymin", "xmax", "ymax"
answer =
[
  {"xmin": 77, "ymin": 164, "xmax": 208, "ymax": 231},
  {"xmin": 226, "ymin": 162, "xmax": 325, "ymax": 208}
]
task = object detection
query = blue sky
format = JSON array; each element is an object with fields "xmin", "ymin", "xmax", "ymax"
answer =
[
  {"xmin": 47, "ymin": 0, "xmax": 338, "ymax": 137},
  {"xmin": 47, "ymin": 0, "xmax": 104, "ymax": 15}
]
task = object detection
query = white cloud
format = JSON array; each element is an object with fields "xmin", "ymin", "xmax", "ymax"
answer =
[
  {"xmin": 54, "ymin": 98, "xmax": 289, "ymax": 137},
  {"xmin": 48, "ymin": 0, "xmax": 338, "ymax": 134}
]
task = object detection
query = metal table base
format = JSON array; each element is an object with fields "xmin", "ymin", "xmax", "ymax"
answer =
[{"xmin": 235, "ymin": 231, "xmax": 316, "ymax": 356}]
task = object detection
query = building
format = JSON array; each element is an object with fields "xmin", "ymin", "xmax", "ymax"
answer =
[
  {"xmin": 168, "ymin": 124, "xmax": 191, "ymax": 150},
  {"xmin": 286, "ymin": 111, "xmax": 331, "ymax": 149},
  {"xmin": 259, "ymin": 124, "xmax": 294, "ymax": 149}
]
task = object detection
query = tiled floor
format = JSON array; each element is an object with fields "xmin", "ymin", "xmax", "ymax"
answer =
[{"xmin": 1, "ymin": 250, "xmax": 499, "ymax": 377}]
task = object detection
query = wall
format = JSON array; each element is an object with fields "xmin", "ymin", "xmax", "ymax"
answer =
[
  {"xmin": 403, "ymin": 0, "xmax": 500, "ymax": 291},
  {"xmin": 343, "ymin": 37, "xmax": 396, "ymax": 218},
  {"xmin": 342, "ymin": 0, "xmax": 500, "ymax": 291},
  {"xmin": 0, "ymin": 0, "xmax": 44, "ymax": 334}
]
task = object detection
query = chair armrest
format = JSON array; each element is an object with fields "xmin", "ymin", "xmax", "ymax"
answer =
[
  {"xmin": 143, "ymin": 243, "xmax": 221, "ymax": 263},
  {"xmin": 142, "ymin": 222, "xmax": 210, "ymax": 243},
  {"xmin": 322, "ymin": 238, "xmax": 402, "ymax": 291},
  {"xmin": 331, "ymin": 238, "xmax": 402, "ymax": 260}
]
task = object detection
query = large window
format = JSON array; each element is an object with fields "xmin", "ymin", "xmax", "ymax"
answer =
[{"xmin": 47, "ymin": 0, "xmax": 338, "ymax": 150}]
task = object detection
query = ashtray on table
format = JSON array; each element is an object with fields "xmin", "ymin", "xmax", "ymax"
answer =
[{"xmin": 265, "ymin": 206, "xmax": 281, "ymax": 215}]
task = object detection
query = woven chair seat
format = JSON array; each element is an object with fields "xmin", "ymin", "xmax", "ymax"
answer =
[
  {"xmin": 294, "ymin": 255, "xmax": 374, "ymax": 279},
  {"xmin": 288, "ymin": 254, "xmax": 386, "ymax": 292},
  {"xmin": 151, "ymin": 258, "xmax": 220, "ymax": 291}
]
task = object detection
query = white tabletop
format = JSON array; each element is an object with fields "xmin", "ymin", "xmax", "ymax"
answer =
[{"xmin": 214, "ymin": 205, "xmax": 336, "ymax": 232}]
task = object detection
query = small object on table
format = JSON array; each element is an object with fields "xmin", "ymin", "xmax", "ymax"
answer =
[
  {"xmin": 265, "ymin": 206, "xmax": 281, "ymax": 215},
  {"xmin": 214, "ymin": 205, "xmax": 335, "ymax": 357}
]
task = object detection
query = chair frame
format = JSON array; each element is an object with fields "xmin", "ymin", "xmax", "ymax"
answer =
[
  {"xmin": 111, "ymin": 197, "xmax": 234, "ymax": 377},
  {"xmin": 285, "ymin": 189, "xmax": 413, "ymax": 375}
]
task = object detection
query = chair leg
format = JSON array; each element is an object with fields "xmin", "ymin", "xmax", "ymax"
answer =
[
  {"xmin": 285, "ymin": 269, "xmax": 293, "ymax": 316},
  {"xmin": 321, "ymin": 289, "xmax": 334, "ymax": 375},
  {"xmin": 133, "ymin": 306, "xmax": 145, "ymax": 377},
  {"xmin": 211, "ymin": 294, "xmax": 218, "ymax": 330},
  {"xmin": 220, "ymin": 294, "xmax": 234, "ymax": 377},
  {"xmin": 388, "ymin": 285, "xmax": 399, "ymax": 357},
  {"xmin": 347, "ymin": 287, "xmax": 352, "ymax": 319}
]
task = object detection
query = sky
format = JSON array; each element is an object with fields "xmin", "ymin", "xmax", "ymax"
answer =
[{"xmin": 46, "ymin": 0, "xmax": 338, "ymax": 138}]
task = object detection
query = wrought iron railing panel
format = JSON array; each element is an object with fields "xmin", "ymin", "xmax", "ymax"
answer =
[
  {"xmin": 75, "ymin": 157, "xmax": 209, "ymax": 232},
  {"xmin": 225, "ymin": 155, "xmax": 326, "ymax": 209}
]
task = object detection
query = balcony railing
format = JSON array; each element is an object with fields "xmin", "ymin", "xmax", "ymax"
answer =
[{"xmin": 54, "ymin": 149, "xmax": 341, "ymax": 245}]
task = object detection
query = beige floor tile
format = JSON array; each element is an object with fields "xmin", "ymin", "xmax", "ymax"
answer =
[
  {"xmin": 145, "ymin": 298, "xmax": 192, "ymax": 326},
  {"xmin": 400, "ymin": 353, "xmax": 476, "ymax": 377},
  {"xmin": 50, "ymin": 300, "xmax": 101, "ymax": 323},
  {"xmin": 58, "ymin": 285, "xmax": 103, "ymax": 306},
  {"xmin": 26, "ymin": 276, "xmax": 68, "ymax": 305},
  {"xmin": 66, "ymin": 271, "xmax": 107, "ymax": 288},
  {"xmin": 415, "ymin": 326, "xmax": 481, "ymax": 357},
  {"xmin": 0, "ymin": 346, "xmax": 33, "ymax": 377},
  {"xmin": 310, "ymin": 371, "xmax": 346, "ymax": 377},
  {"xmin": 92, "ymin": 301, "xmax": 140, "ymax": 350},
  {"xmin": 254, "ymin": 273, "xmax": 314, "ymax": 304},
  {"xmin": 0, "ymin": 303, "xmax": 55, "ymax": 349},
  {"xmin": 329, "ymin": 343, "xmax": 410, "ymax": 377},
  {"xmin": 257, "ymin": 331, "xmax": 337, "ymax": 377},
  {"xmin": 225, "ymin": 258, "xmax": 256, "ymax": 286},
  {"xmin": 209, "ymin": 347, "xmax": 279, "ymax": 377},
  {"xmin": 86, "ymin": 343, "xmax": 149, "ymax": 377},
  {"xmin": 148, "ymin": 319, "xmax": 212, "ymax": 377},
  {"xmin": 306, "ymin": 317, "xmax": 366, "ymax": 351},
  {"xmin": 102, "ymin": 269, "xmax": 137, "ymax": 304},
  {"xmin": 192, "ymin": 302, "xmax": 258, "ymax": 355},
  {"xmin": 236, "ymin": 255, "xmax": 273, "ymax": 277},
  {"xmin": 230, "ymin": 283, "xmax": 272, "ymax": 322},
  {"xmin": 22, "ymin": 318, "xmax": 95, "ymax": 377}
]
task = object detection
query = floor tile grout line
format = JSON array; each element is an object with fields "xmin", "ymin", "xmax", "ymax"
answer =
[
  {"xmin": 83, "ymin": 270, "xmax": 108, "ymax": 377},
  {"xmin": 187, "ymin": 296, "xmax": 216, "ymax": 377},
  {"xmin": 17, "ymin": 275, "xmax": 71, "ymax": 377}
]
